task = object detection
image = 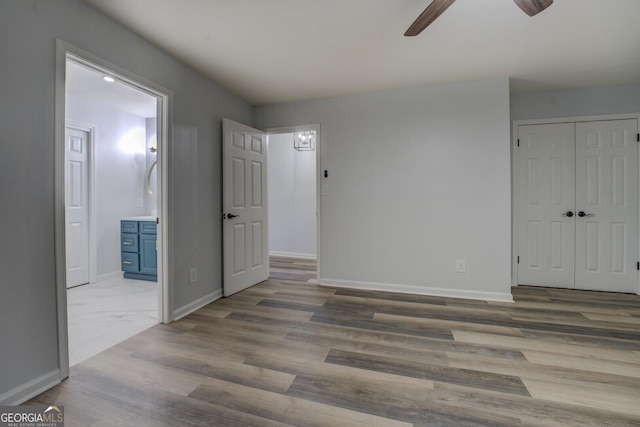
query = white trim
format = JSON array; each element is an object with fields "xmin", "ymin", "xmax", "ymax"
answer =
[
  {"xmin": 264, "ymin": 124, "xmax": 322, "ymax": 280},
  {"xmin": 65, "ymin": 121, "xmax": 97, "ymax": 285},
  {"xmin": 269, "ymin": 251, "xmax": 317, "ymax": 260},
  {"xmin": 320, "ymin": 278, "xmax": 514, "ymax": 303},
  {"xmin": 513, "ymin": 113, "xmax": 640, "ymax": 126},
  {"xmin": 173, "ymin": 290, "xmax": 222, "ymax": 320},
  {"xmin": 0, "ymin": 370, "xmax": 60, "ymax": 405},
  {"xmin": 55, "ymin": 40, "xmax": 174, "ymax": 388},
  {"xmin": 512, "ymin": 112, "xmax": 640, "ymax": 295}
]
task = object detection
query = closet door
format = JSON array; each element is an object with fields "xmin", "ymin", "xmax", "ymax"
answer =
[
  {"xmin": 517, "ymin": 123, "xmax": 576, "ymax": 288},
  {"xmin": 574, "ymin": 119, "xmax": 638, "ymax": 293}
]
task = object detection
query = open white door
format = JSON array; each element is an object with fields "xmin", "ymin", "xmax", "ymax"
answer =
[
  {"xmin": 222, "ymin": 118, "xmax": 269, "ymax": 296},
  {"xmin": 65, "ymin": 126, "xmax": 90, "ymax": 288}
]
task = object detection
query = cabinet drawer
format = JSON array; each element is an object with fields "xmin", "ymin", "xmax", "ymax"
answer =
[
  {"xmin": 121, "ymin": 233, "xmax": 138, "ymax": 252},
  {"xmin": 121, "ymin": 221, "xmax": 138, "ymax": 233},
  {"xmin": 140, "ymin": 221, "xmax": 157, "ymax": 235},
  {"xmin": 121, "ymin": 253, "xmax": 139, "ymax": 272}
]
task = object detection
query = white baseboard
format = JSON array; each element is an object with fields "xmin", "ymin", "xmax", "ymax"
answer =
[
  {"xmin": 319, "ymin": 278, "xmax": 514, "ymax": 303},
  {"xmin": 95, "ymin": 271, "xmax": 123, "ymax": 283},
  {"xmin": 0, "ymin": 370, "xmax": 61, "ymax": 405},
  {"xmin": 173, "ymin": 289, "xmax": 222, "ymax": 320},
  {"xmin": 270, "ymin": 251, "xmax": 317, "ymax": 260}
]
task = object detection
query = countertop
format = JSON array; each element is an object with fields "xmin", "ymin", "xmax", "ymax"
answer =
[{"xmin": 121, "ymin": 216, "xmax": 156, "ymax": 221}]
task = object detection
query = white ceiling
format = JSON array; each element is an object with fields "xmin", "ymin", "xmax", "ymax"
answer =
[
  {"xmin": 67, "ymin": 60, "xmax": 157, "ymax": 118},
  {"xmin": 84, "ymin": 0, "xmax": 640, "ymax": 106}
]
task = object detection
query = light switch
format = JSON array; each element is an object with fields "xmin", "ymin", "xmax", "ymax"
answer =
[{"xmin": 322, "ymin": 184, "xmax": 329, "ymax": 195}]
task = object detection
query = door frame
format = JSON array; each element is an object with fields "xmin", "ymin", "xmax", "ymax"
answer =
[
  {"xmin": 65, "ymin": 121, "xmax": 97, "ymax": 286},
  {"xmin": 54, "ymin": 40, "xmax": 174, "ymax": 380},
  {"xmin": 512, "ymin": 113, "xmax": 640, "ymax": 295},
  {"xmin": 265, "ymin": 124, "xmax": 322, "ymax": 280}
]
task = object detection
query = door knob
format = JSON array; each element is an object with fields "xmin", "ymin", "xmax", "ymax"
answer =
[
  {"xmin": 227, "ymin": 213, "xmax": 239, "ymax": 219},
  {"xmin": 562, "ymin": 211, "xmax": 574, "ymax": 217},
  {"xmin": 577, "ymin": 211, "xmax": 594, "ymax": 218}
]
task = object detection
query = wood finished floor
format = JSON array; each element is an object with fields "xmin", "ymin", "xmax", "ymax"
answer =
[
  {"xmin": 28, "ymin": 259, "xmax": 640, "ymax": 426},
  {"xmin": 268, "ymin": 256, "xmax": 318, "ymax": 283}
]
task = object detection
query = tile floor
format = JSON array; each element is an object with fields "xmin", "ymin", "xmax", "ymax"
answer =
[{"xmin": 67, "ymin": 276, "xmax": 158, "ymax": 366}]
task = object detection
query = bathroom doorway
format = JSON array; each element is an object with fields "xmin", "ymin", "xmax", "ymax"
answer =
[
  {"xmin": 64, "ymin": 58, "xmax": 160, "ymax": 366},
  {"xmin": 55, "ymin": 42, "xmax": 172, "ymax": 378}
]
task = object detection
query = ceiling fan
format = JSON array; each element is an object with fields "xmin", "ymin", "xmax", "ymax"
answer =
[{"xmin": 405, "ymin": 0, "xmax": 553, "ymax": 36}]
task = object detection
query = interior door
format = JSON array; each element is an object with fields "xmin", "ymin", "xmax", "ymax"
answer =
[
  {"xmin": 65, "ymin": 126, "xmax": 90, "ymax": 288},
  {"xmin": 222, "ymin": 118, "xmax": 269, "ymax": 296},
  {"xmin": 517, "ymin": 123, "xmax": 576, "ymax": 288},
  {"xmin": 574, "ymin": 119, "xmax": 638, "ymax": 293}
]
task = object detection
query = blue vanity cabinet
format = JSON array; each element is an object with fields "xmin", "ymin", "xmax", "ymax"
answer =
[
  {"xmin": 139, "ymin": 233, "xmax": 157, "ymax": 275},
  {"xmin": 121, "ymin": 220, "xmax": 157, "ymax": 281}
]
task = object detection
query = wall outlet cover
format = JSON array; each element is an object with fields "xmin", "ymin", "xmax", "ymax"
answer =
[
  {"xmin": 189, "ymin": 268, "xmax": 198, "ymax": 283},
  {"xmin": 456, "ymin": 260, "xmax": 466, "ymax": 273}
]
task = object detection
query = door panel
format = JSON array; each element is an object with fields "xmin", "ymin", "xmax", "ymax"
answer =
[
  {"xmin": 575, "ymin": 119, "xmax": 638, "ymax": 292},
  {"xmin": 139, "ymin": 233, "xmax": 157, "ymax": 275},
  {"xmin": 517, "ymin": 123, "xmax": 576, "ymax": 288},
  {"xmin": 65, "ymin": 127, "xmax": 90, "ymax": 288},
  {"xmin": 223, "ymin": 119, "xmax": 268, "ymax": 296}
]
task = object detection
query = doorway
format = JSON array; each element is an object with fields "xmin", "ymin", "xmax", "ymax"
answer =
[
  {"xmin": 267, "ymin": 126, "xmax": 319, "ymax": 283},
  {"xmin": 221, "ymin": 121, "xmax": 321, "ymax": 296},
  {"xmin": 515, "ymin": 117, "xmax": 639, "ymax": 293},
  {"xmin": 55, "ymin": 41, "xmax": 172, "ymax": 378},
  {"xmin": 64, "ymin": 58, "xmax": 161, "ymax": 365}
]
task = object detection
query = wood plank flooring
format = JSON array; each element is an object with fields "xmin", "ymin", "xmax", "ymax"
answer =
[
  {"xmin": 268, "ymin": 256, "xmax": 317, "ymax": 283},
  {"xmin": 27, "ymin": 258, "xmax": 640, "ymax": 426}
]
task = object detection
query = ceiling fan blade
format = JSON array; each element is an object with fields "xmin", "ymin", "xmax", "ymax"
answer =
[
  {"xmin": 512, "ymin": 0, "xmax": 553, "ymax": 17},
  {"xmin": 405, "ymin": 0, "xmax": 457, "ymax": 37}
]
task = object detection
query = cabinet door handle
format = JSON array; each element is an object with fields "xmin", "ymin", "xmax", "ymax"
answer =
[
  {"xmin": 123, "ymin": 261, "xmax": 133, "ymax": 265},
  {"xmin": 123, "ymin": 241, "xmax": 132, "ymax": 245}
]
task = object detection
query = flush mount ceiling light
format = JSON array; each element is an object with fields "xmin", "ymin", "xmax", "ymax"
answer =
[
  {"xmin": 103, "ymin": 76, "xmax": 115, "ymax": 82},
  {"xmin": 293, "ymin": 131, "xmax": 315, "ymax": 151}
]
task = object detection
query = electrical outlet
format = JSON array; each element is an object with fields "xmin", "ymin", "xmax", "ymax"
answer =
[
  {"xmin": 136, "ymin": 198, "xmax": 143, "ymax": 208},
  {"xmin": 456, "ymin": 260, "xmax": 466, "ymax": 273},
  {"xmin": 189, "ymin": 268, "xmax": 198, "ymax": 284},
  {"xmin": 322, "ymin": 184, "xmax": 329, "ymax": 195}
]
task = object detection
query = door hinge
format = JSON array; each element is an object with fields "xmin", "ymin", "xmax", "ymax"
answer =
[
  {"xmin": 156, "ymin": 217, "xmax": 159, "ymax": 224},
  {"xmin": 637, "ymin": 133, "xmax": 639, "ymax": 142},
  {"xmin": 637, "ymin": 261, "xmax": 639, "ymax": 271},
  {"xmin": 517, "ymin": 139, "xmax": 520, "ymax": 147},
  {"xmin": 517, "ymin": 256, "xmax": 520, "ymax": 264}
]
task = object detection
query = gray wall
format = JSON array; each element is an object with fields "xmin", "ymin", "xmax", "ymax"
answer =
[
  {"xmin": 256, "ymin": 78, "xmax": 512, "ymax": 300},
  {"xmin": 511, "ymin": 85, "xmax": 640, "ymax": 121},
  {"xmin": 0, "ymin": 0, "xmax": 252, "ymax": 401}
]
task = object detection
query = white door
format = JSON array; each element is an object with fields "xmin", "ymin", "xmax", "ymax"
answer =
[
  {"xmin": 575, "ymin": 119, "xmax": 638, "ymax": 293},
  {"xmin": 222, "ymin": 118, "xmax": 269, "ymax": 296},
  {"xmin": 517, "ymin": 123, "xmax": 576, "ymax": 288},
  {"xmin": 517, "ymin": 119, "xmax": 639, "ymax": 292},
  {"xmin": 65, "ymin": 126, "xmax": 90, "ymax": 288}
]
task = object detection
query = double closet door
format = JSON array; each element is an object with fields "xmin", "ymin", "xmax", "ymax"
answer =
[{"xmin": 517, "ymin": 119, "xmax": 638, "ymax": 293}]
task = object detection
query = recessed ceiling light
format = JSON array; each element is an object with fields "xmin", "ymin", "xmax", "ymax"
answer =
[{"xmin": 103, "ymin": 76, "xmax": 115, "ymax": 83}]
